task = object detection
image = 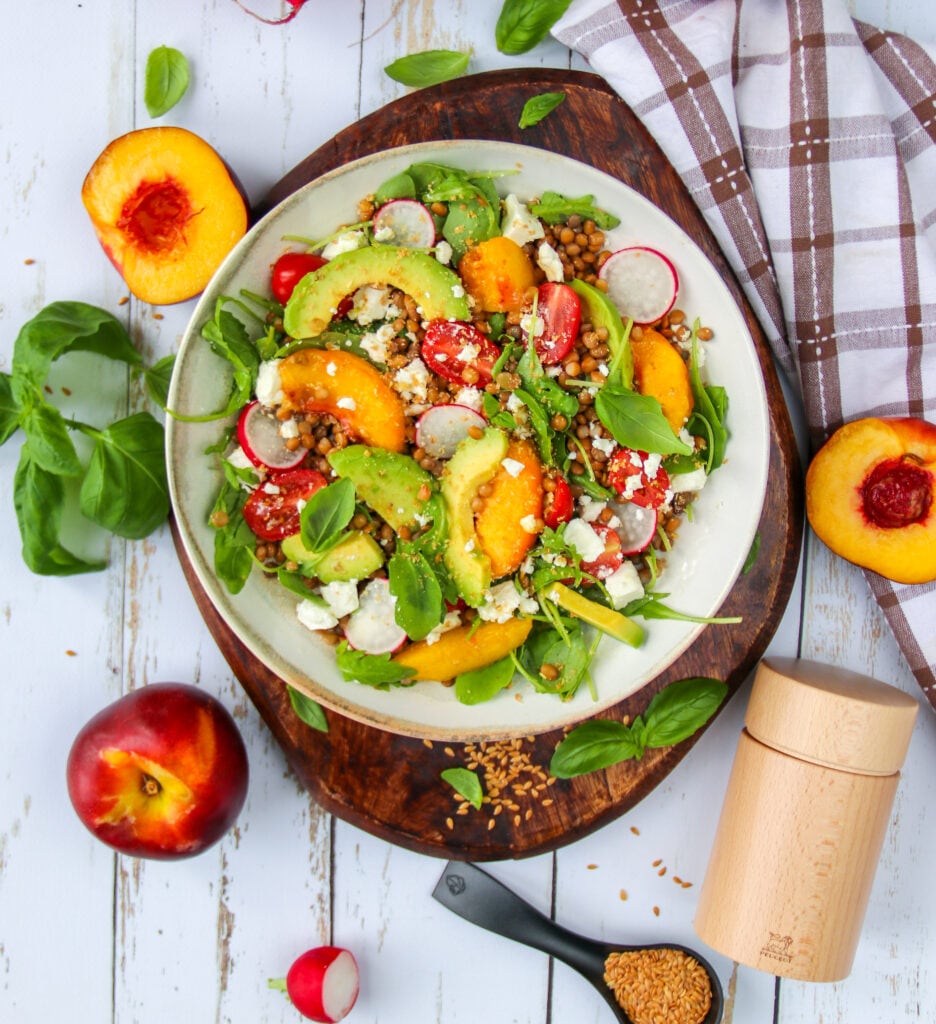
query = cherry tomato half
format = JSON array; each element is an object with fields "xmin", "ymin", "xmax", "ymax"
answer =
[
  {"xmin": 243, "ymin": 468, "xmax": 327, "ymax": 541},
  {"xmin": 270, "ymin": 252, "xmax": 328, "ymax": 305},
  {"xmin": 523, "ymin": 282, "xmax": 581, "ymax": 365},
  {"xmin": 543, "ymin": 473, "xmax": 574, "ymax": 529},
  {"xmin": 608, "ymin": 448, "xmax": 672, "ymax": 509},
  {"xmin": 421, "ymin": 320, "xmax": 501, "ymax": 387},
  {"xmin": 579, "ymin": 522, "xmax": 624, "ymax": 580}
]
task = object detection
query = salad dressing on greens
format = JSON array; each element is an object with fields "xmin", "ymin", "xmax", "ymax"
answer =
[{"xmin": 202, "ymin": 161, "xmax": 732, "ymax": 704}]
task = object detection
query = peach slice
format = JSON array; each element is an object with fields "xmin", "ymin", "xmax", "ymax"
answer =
[
  {"xmin": 630, "ymin": 327, "xmax": 694, "ymax": 432},
  {"xmin": 392, "ymin": 617, "xmax": 533, "ymax": 681},
  {"xmin": 81, "ymin": 127, "xmax": 248, "ymax": 305},
  {"xmin": 458, "ymin": 236, "xmax": 536, "ymax": 312},
  {"xmin": 278, "ymin": 348, "xmax": 408, "ymax": 452},
  {"xmin": 475, "ymin": 438, "xmax": 544, "ymax": 578},
  {"xmin": 805, "ymin": 416, "xmax": 936, "ymax": 584}
]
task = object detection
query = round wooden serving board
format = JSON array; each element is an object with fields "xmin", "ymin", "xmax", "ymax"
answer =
[{"xmin": 172, "ymin": 70, "xmax": 803, "ymax": 861}]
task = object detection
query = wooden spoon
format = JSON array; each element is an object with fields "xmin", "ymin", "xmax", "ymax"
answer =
[{"xmin": 432, "ymin": 861, "xmax": 724, "ymax": 1024}]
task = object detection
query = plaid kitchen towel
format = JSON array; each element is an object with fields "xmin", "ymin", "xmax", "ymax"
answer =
[{"xmin": 553, "ymin": 0, "xmax": 936, "ymax": 706}]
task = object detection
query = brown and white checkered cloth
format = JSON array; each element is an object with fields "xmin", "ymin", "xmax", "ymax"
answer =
[{"xmin": 553, "ymin": 0, "xmax": 936, "ymax": 707}]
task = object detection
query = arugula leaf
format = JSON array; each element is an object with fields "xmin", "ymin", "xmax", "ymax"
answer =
[
  {"xmin": 454, "ymin": 656, "xmax": 515, "ymax": 705},
  {"xmin": 287, "ymin": 686, "xmax": 329, "ymax": 733},
  {"xmin": 519, "ymin": 619, "xmax": 591, "ymax": 698},
  {"xmin": 388, "ymin": 544, "xmax": 444, "ymax": 642},
  {"xmin": 13, "ymin": 451, "xmax": 105, "ymax": 576},
  {"xmin": 299, "ymin": 477, "xmax": 356, "ymax": 554},
  {"xmin": 594, "ymin": 385, "xmax": 693, "ymax": 456},
  {"xmin": 78, "ymin": 412, "xmax": 169, "ymax": 539},
  {"xmin": 529, "ymin": 191, "xmax": 620, "ymax": 230},
  {"xmin": 441, "ymin": 767, "xmax": 484, "ymax": 809},
  {"xmin": 384, "ymin": 49, "xmax": 472, "ymax": 88},
  {"xmin": 334, "ymin": 642, "xmax": 417, "ymax": 690},
  {"xmin": 549, "ymin": 676, "xmax": 728, "ymax": 778},
  {"xmin": 183, "ymin": 301, "xmax": 259, "ymax": 422},
  {"xmin": 144, "ymin": 46, "xmax": 190, "ymax": 118},
  {"xmin": 687, "ymin": 327, "xmax": 728, "ymax": 471},
  {"xmin": 519, "ymin": 91, "xmax": 566, "ymax": 128},
  {"xmin": 622, "ymin": 593, "xmax": 742, "ymax": 626},
  {"xmin": 495, "ymin": 0, "xmax": 573, "ymax": 55},
  {"xmin": 144, "ymin": 354, "xmax": 176, "ymax": 410}
]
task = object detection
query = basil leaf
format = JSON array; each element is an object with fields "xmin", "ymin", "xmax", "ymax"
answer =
[
  {"xmin": 388, "ymin": 545, "xmax": 444, "ymax": 642},
  {"xmin": 299, "ymin": 477, "xmax": 355, "ymax": 554},
  {"xmin": 144, "ymin": 354, "xmax": 176, "ymax": 410},
  {"xmin": 441, "ymin": 767, "xmax": 484, "ymax": 810},
  {"xmin": 287, "ymin": 686, "xmax": 329, "ymax": 733},
  {"xmin": 622, "ymin": 593, "xmax": 742, "ymax": 626},
  {"xmin": 529, "ymin": 191, "xmax": 621, "ymax": 231},
  {"xmin": 687, "ymin": 330, "xmax": 728, "ymax": 471},
  {"xmin": 0, "ymin": 372, "xmax": 21, "ymax": 445},
  {"xmin": 495, "ymin": 0, "xmax": 573, "ymax": 55},
  {"xmin": 185, "ymin": 303, "xmax": 259, "ymax": 422},
  {"xmin": 335, "ymin": 642, "xmax": 416, "ymax": 689},
  {"xmin": 78, "ymin": 412, "xmax": 169, "ymax": 539},
  {"xmin": 519, "ymin": 91, "xmax": 566, "ymax": 128},
  {"xmin": 375, "ymin": 171, "xmax": 416, "ymax": 205},
  {"xmin": 549, "ymin": 719, "xmax": 645, "ymax": 779},
  {"xmin": 454, "ymin": 656, "xmax": 515, "ymax": 705},
  {"xmin": 519, "ymin": 620, "xmax": 590, "ymax": 698},
  {"xmin": 13, "ymin": 450, "xmax": 104, "ymax": 576},
  {"xmin": 19, "ymin": 396, "xmax": 82, "ymax": 477},
  {"xmin": 742, "ymin": 532, "xmax": 761, "ymax": 575},
  {"xmin": 594, "ymin": 385, "xmax": 693, "ymax": 456},
  {"xmin": 144, "ymin": 46, "xmax": 190, "ymax": 118},
  {"xmin": 642, "ymin": 677, "xmax": 727, "ymax": 748},
  {"xmin": 211, "ymin": 467, "xmax": 255, "ymax": 595},
  {"xmin": 12, "ymin": 301, "xmax": 140, "ymax": 387},
  {"xmin": 384, "ymin": 49, "xmax": 471, "ymax": 88}
]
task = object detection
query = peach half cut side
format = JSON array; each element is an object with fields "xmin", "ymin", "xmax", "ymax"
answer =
[
  {"xmin": 805, "ymin": 416, "xmax": 936, "ymax": 585},
  {"xmin": 81, "ymin": 126, "xmax": 248, "ymax": 305}
]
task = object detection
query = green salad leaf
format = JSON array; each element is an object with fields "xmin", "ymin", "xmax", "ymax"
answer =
[
  {"xmin": 384, "ymin": 49, "xmax": 472, "ymax": 88},
  {"xmin": 519, "ymin": 91, "xmax": 566, "ymax": 128},
  {"xmin": 495, "ymin": 0, "xmax": 573, "ymax": 55},
  {"xmin": 144, "ymin": 45, "xmax": 190, "ymax": 118}
]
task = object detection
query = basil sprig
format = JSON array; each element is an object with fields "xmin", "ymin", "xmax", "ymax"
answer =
[
  {"xmin": 287, "ymin": 686, "xmax": 329, "ymax": 733},
  {"xmin": 299, "ymin": 477, "xmax": 355, "ymax": 554},
  {"xmin": 529, "ymin": 191, "xmax": 621, "ymax": 230},
  {"xmin": 441, "ymin": 767, "xmax": 484, "ymax": 809},
  {"xmin": 549, "ymin": 677, "xmax": 728, "ymax": 778},
  {"xmin": 384, "ymin": 49, "xmax": 471, "ymax": 88},
  {"xmin": 519, "ymin": 91, "xmax": 566, "ymax": 128},
  {"xmin": 388, "ymin": 543, "xmax": 444, "ymax": 642},
  {"xmin": 335, "ymin": 642, "xmax": 417, "ymax": 690},
  {"xmin": 2, "ymin": 301, "xmax": 170, "ymax": 575},
  {"xmin": 495, "ymin": 0, "xmax": 573, "ymax": 55},
  {"xmin": 144, "ymin": 45, "xmax": 190, "ymax": 118},
  {"xmin": 594, "ymin": 386, "xmax": 693, "ymax": 456}
]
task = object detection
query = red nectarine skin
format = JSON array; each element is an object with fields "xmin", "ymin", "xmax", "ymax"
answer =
[{"xmin": 66, "ymin": 683, "xmax": 248, "ymax": 860}]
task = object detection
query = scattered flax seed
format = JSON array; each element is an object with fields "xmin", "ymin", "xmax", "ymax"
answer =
[
  {"xmin": 587, "ymin": 863, "xmax": 599, "ymax": 870},
  {"xmin": 620, "ymin": 889, "xmax": 628, "ymax": 901},
  {"xmin": 681, "ymin": 881, "xmax": 694, "ymax": 889},
  {"xmin": 61, "ymin": 387, "xmax": 72, "ymax": 396},
  {"xmin": 673, "ymin": 876, "xmax": 683, "ymax": 885},
  {"xmin": 487, "ymin": 818, "xmax": 496, "ymax": 831},
  {"xmin": 658, "ymin": 867, "xmax": 667, "ymax": 877},
  {"xmin": 652, "ymin": 906, "xmax": 660, "ymax": 917},
  {"xmin": 118, "ymin": 295, "xmax": 130, "ymax": 305},
  {"xmin": 446, "ymin": 817, "xmax": 454, "ymax": 830},
  {"xmin": 65, "ymin": 650, "xmax": 77, "ymax": 657},
  {"xmin": 603, "ymin": 948, "xmax": 712, "ymax": 1024},
  {"xmin": 652, "ymin": 859, "xmax": 663, "ymax": 868},
  {"xmin": 444, "ymin": 746, "xmax": 455, "ymax": 757},
  {"xmin": 152, "ymin": 311, "xmax": 164, "ymax": 320},
  {"xmin": 24, "ymin": 258, "xmax": 35, "ymax": 265},
  {"xmin": 630, "ymin": 826, "xmax": 641, "ymax": 836},
  {"xmin": 422, "ymin": 739, "xmax": 433, "ymax": 748}
]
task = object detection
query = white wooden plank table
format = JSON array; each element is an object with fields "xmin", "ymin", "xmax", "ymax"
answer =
[{"xmin": 1, "ymin": 2, "xmax": 933, "ymax": 1022}]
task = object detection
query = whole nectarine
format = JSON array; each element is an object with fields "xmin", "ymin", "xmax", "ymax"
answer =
[
  {"xmin": 805, "ymin": 416, "xmax": 936, "ymax": 584},
  {"xmin": 81, "ymin": 127, "xmax": 248, "ymax": 304},
  {"xmin": 66, "ymin": 683, "xmax": 249, "ymax": 859}
]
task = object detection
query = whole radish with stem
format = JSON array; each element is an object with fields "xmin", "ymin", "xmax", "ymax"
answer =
[{"xmin": 269, "ymin": 945, "xmax": 360, "ymax": 1022}]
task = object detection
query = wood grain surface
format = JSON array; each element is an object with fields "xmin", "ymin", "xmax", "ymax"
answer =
[{"xmin": 172, "ymin": 69, "xmax": 804, "ymax": 861}]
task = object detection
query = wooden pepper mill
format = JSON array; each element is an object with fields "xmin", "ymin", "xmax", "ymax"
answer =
[{"xmin": 694, "ymin": 657, "xmax": 918, "ymax": 982}]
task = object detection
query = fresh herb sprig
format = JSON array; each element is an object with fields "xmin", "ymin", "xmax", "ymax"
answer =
[
  {"xmin": 144, "ymin": 46, "xmax": 190, "ymax": 118},
  {"xmin": 2, "ymin": 301, "xmax": 170, "ymax": 576},
  {"xmin": 549, "ymin": 677, "xmax": 728, "ymax": 778},
  {"xmin": 384, "ymin": 49, "xmax": 472, "ymax": 88},
  {"xmin": 495, "ymin": 0, "xmax": 574, "ymax": 55},
  {"xmin": 519, "ymin": 91, "xmax": 566, "ymax": 128}
]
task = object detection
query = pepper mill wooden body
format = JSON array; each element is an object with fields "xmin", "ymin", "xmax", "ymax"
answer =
[{"xmin": 694, "ymin": 657, "xmax": 918, "ymax": 982}]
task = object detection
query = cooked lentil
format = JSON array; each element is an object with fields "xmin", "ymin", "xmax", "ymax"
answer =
[{"xmin": 603, "ymin": 948, "xmax": 712, "ymax": 1024}]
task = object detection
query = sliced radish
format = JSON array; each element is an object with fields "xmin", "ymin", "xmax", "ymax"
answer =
[
  {"xmin": 598, "ymin": 246, "xmax": 679, "ymax": 325},
  {"xmin": 343, "ymin": 578, "xmax": 407, "ymax": 655},
  {"xmin": 373, "ymin": 199, "xmax": 436, "ymax": 249},
  {"xmin": 613, "ymin": 501, "xmax": 658, "ymax": 555},
  {"xmin": 415, "ymin": 404, "xmax": 487, "ymax": 459},
  {"xmin": 236, "ymin": 400, "xmax": 305, "ymax": 471},
  {"xmin": 284, "ymin": 946, "xmax": 359, "ymax": 1023}
]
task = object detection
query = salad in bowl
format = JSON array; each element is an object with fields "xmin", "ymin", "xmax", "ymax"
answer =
[{"xmin": 166, "ymin": 141, "xmax": 769, "ymax": 740}]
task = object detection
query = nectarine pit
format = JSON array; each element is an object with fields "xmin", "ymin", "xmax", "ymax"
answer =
[
  {"xmin": 116, "ymin": 177, "xmax": 197, "ymax": 254},
  {"xmin": 861, "ymin": 456, "xmax": 932, "ymax": 529}
]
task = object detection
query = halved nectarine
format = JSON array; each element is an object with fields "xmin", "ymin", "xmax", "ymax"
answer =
[
  {"xmin": 278, "ymin": 348, "xmax": 408, "ymax": 452},
  {"xmin": 81, "ymin": 127, "xmax": 248, "ymax": 305},
  {"xmin": 805, "ymin": 416, "xmax": 936, "ymax": 584},
  {"xmin": 475, "ymin": 438, "xmax": 544, "ymax": 578},
  {"xmin": 630, "ymin": 327, "xmax": 694, "ymax": 432}
]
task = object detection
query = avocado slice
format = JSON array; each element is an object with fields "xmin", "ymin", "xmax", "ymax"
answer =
[
  {"xmin": 441, "ymin": 428, "xmax": 509, "ymax": 607},
  {"xmin": 327, "ymin": 445, "xmax": 435, "ymax": 532},
  {"xmin": 281, "ymin": 529, "xmax": 385, "ymax": 583},
  {"xmin": 283, "ymin": 244, "xmax": 470, "ymax": 339},
  {"xmin": 545, "ymin": 582, "xmax": 645, "ymax": 647},
  {"xmin": 570, "ymin": 278, "xmax": 633, "ymax": 389}
]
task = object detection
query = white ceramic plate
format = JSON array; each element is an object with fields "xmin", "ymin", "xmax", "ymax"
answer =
[{"xmin": 166, "ymin": 140, "xmax": 769, "ymax": 741}]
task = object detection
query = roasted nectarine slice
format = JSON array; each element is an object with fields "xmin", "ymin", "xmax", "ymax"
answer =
[
  {"xmin": 458, "ymin": 236, "xmax": 536, "ymax": 312},
  {"xmin": 475, "ymin": 438, "xmax": 544, "ymax": 578},
  {"xmin": 278, "ymin": 348, "xmax": 408, "ymax": 452},
  {"xmin": 805, "ymin": 416, "xmax": 936, "ymax": 584},
  {"xmin": 81, "ymin": 127, "xmax": 248, "ymax": 305},
  {"xmin": 630, "ymin": 327, "xmax": 694, "ymax": 432},
  {"xmin": 392, "ymin": 617, "xmax": 533, "ymax": 681}
]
